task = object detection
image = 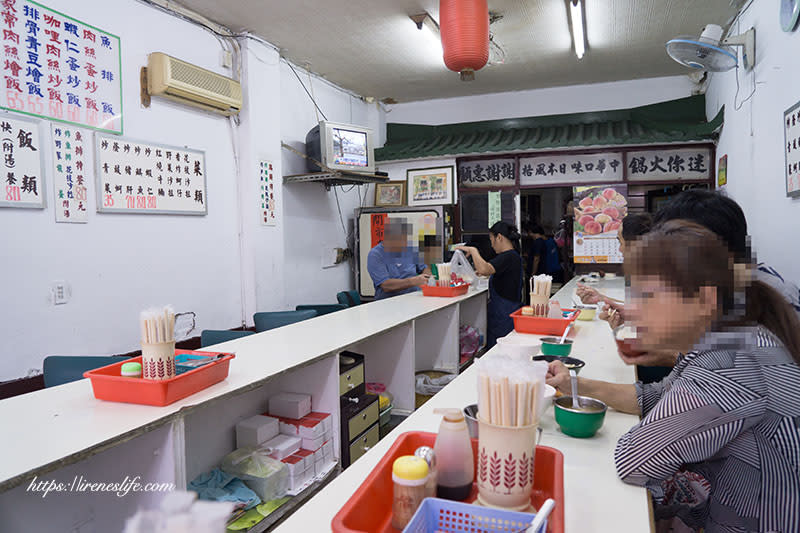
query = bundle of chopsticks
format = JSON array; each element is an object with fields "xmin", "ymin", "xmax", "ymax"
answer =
[
  {"xmin": 140, "ymin": 306, "xmax": 176, "ymax": 344},
  {"xmin": 530, "ymin": 274, "xmax": 552, "ymax": 297},
  {"xmin": 436, "ymin": 262, "xmax": 452, "ymax": 287},
  {"xmin": 476, "ymin": 356, "xmax": 547, "ymax": 427}
]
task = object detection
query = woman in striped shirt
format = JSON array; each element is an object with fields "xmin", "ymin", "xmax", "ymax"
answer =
[{"xmin": 547, "ymin": 220, "xmax": 800, "ymax": 532}]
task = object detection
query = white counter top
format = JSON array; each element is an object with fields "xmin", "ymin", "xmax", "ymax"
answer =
[
  {"xmin": 275, "ymin": 276, "xmax": 651, "ymax": 532},
  {"xmin": 0, "ymin": 288, "xmax": 486, "ymax": 492}
]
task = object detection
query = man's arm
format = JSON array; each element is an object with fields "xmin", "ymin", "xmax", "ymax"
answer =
[{"xmin": 380, "ymin": 275, "xmax": 428, "ymax": 293}]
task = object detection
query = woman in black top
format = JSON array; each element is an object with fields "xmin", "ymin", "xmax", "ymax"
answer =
[{"xmin": 457, "ymin": 222, "xmax": 523, "ymax": 348}]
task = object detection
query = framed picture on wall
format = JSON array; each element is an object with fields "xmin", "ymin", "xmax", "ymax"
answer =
[
  {"xmin": 375, "ymin": 181, "xmax": 406, "ymax": 207},
  {"xmin": 784, "ymin": 100, "xmax": 800, "ymax": 198},
  {"xmin": 407, "ymin": 166, "xmax": 455, "ymax": 206}
]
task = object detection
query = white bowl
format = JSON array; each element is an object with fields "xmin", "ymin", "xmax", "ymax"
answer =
[{"xmin": 496, "ymin": 334, "xmax": 542, "ymax": 360}]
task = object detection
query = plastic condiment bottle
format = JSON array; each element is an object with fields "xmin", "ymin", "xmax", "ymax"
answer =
[
  {"xmin": 432, "ymin": 408, "xmax": 474, "ymax": 501},
  {"xmin": 548, "ymin": 300, "xmax": 562, "ymax": 319},
  {"xmin": 414, "ymin": 446, "xmax": 438, "ymax": 498},
  {"xmin": 391, "ymin": 455, "xmax": 429, "ymax": 530}
]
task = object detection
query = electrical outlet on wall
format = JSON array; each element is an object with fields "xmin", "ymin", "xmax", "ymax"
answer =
[
  {"xmin": 220, "ymin": 50, "xmax": 233, "ymax": 69},
  {"xmin": 51, "ymin": 281, "xmax": 71, "ymax": 305}
]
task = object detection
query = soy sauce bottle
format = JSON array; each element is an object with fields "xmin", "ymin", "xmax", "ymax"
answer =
[{"xmin": 432, "ymin": 408, "xmax": 474, "ymax": 500}]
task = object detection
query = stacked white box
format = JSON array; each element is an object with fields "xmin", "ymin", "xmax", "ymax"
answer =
[
  {"xmin": 268, "ymin": 392, "xmax": 311, "ymax": 419},
  {"xmin": 263, "ymin": 434, "xmax": 301, "ymax": 461},
  {"xmin": 235, "ymin": 415, "xmax": 279, "ymax": 449}
]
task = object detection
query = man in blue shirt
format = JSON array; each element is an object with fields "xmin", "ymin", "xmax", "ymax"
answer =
[{"xmin": 368, "ymin": 218, "xmax": 431, "ymax": 300}]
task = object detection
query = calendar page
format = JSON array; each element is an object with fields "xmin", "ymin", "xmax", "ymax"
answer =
[{"xmin": 573, "ymin": 184, "xmax": 628, "ymax": 264}]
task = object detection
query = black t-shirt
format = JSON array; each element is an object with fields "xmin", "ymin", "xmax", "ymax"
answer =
[
  {"xmin": 527, "ymin": 238, "xmax": 546, "ymax": 275},
  {"xmin": 489, "ymin": 250, "xmax": 522, "ymax": 303}
]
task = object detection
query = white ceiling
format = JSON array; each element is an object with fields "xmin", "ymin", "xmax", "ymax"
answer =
[{"xmin": 175, "ymin": 0, "xmax": 742, "ymax": 103}]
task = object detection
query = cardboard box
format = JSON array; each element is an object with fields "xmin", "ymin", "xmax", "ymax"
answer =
[
  {"xmin": 306, "ymin": 411, "xmax": 332, "ymax": 435},
  {"xmin": 302, "ymin": 434, "xmax": 325, "ymax": 451},
  {"xmin": 268, "ymin": 392, "xmax": 311, "ymax": 419},
  {"xmin": 264, "ymin": 434, "xmax": 301, "ymax": 461},
  {"xmin": 281, "ymin": 454, "xmax": 304, "ymax": 478},
  {"xmin": 235, "ymin": 415, "xmax": 279, "ymax": 449}
]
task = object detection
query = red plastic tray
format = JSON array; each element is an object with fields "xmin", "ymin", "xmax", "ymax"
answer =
[
  {"xmin": 83, "ymin": 350, "xmax": 235, "ymax": 406},
  {"xmin": 510, "ymin": 308, "xmax": 578, "ymax": 336},
  {"xmin": 421, "ymin": 284, "xmax": 469, "ymax": 297},
  {"xmin": 332, "ymin": 431, "xmax": 564, "ymax": 533}
]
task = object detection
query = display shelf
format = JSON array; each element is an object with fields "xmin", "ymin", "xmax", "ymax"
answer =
[{"xmin": 283, "ymin": 171, "xmax": 389, "ymax": 189}]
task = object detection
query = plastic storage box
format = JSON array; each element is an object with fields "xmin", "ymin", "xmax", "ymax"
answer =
[
  {"xmin": 84, "ymin": 351, "xmax": 234, "ymax": 407},
  {"xmin": 421, "ymin": 284, "xmax": 470, "ymax": 297},
  {"xmin": 331, "ymin": 431, "xmax": 564, "ymax": 533},
  {"xmin": 509, "ymin": 309, "xmax": 578, "ymax": 336}
]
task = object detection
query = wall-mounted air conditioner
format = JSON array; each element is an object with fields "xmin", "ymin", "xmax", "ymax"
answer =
[{"xmin": 146, "ymin": 52, "xmax": 242, "ymax": 116}]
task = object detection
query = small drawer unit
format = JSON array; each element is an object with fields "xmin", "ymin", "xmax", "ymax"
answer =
[
  {"xmin": 340, "ymin": 391, "xmax": 379, "ymax": 468},
  {"xmin": 339, "ymin": 351, "xmax": 365, "ymax": 398}
]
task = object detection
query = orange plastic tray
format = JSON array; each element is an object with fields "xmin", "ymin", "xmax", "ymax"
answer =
[
  {"xmin": 421, "ymin": 284, "xmax": 469, "ymax": 297},
  {"xmin": 510, "ymin": 308, "xmax": 578, "ymax": 336},
  {"xmin": 332, "ymin": 431, "xmax": 564, "ymax": 533},
  {"xmin": 83, "ymin": 351, "xmax": 235, "ymax": 406}
]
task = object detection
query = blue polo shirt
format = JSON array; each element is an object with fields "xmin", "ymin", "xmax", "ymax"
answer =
[{"xmin": 367, "ymin": 242, "xmax": 427, "ymax": 300}]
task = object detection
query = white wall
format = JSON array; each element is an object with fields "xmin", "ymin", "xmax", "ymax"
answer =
[
  {"xmin": 706, "ymin": 0, "xmax": 800, "ymax": 284},
  {"xmin": 388, "ymin": 75, "xmax": 694, "ymax": 125},
  {"xmin": 0, "ymin": 1, "xmax": 385, "ymax": 381},
  {"xmin": 0, "ymin": 0, "xmax": 241, "ymax": 381},
  {"xmin": 280, "ymin": 63, "xmax": 383, "ymax": 307}
]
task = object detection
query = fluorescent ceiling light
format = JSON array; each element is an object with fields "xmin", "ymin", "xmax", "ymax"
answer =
[{"xmin": 569, "ymin": 0, "xmax": 585, "ymax": 59}]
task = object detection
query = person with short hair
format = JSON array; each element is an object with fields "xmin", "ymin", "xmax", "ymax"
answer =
[
  {"xmin": 457, "ymin": 222, "xmax": 523, "ymax": 348},
  {"xmin": 367, "ymin": 218, "xmax": 431, "ymax": 300}
]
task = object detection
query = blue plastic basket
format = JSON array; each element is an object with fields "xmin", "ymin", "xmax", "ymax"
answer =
[{"xmin": 402, "ymin": 497, "xmax": 544, "ymax": 533}]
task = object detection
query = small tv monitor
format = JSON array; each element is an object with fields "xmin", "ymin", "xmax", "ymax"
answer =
[{"xmin": 305, "ymin": 121, "xmax": 375, "ymax": 173}]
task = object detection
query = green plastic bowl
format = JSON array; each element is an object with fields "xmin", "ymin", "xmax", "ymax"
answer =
[
  {"xmin": 540, "ymin": 337, "xmax": 573, "ymax": 356},
  {"xmin": 553, "ymin": 396, "xmax": 607, "ymax": 438}
]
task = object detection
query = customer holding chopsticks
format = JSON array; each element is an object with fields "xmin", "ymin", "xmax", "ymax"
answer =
[
  {"xmin": 547, "ymin": 220, "xmax": 800, "ymax": 533},
  {"xmin": 456, "ymin": 222, "xmax": 523, "ymax": 349}
]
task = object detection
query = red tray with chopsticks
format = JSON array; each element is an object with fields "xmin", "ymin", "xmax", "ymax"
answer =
[
  {"xmin": 83, "ymin": 350, "xmax": 235, "ymax": 407},
  {"xmin": 510, "ymin": 309, "xmax": 579, "ymax": 336},
  {"xmin": 332, "ymin": 431, "xmax": 564, "ymax": 533},
  {"xmin": 421, "ymin": 284, "xmax": 469, "ymax": 297}
]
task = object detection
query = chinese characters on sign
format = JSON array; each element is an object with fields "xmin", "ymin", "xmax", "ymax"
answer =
[
  {"xmin": 487, "ymin": 190, "xmax": 501, "ymax": 227},
  {"xmin": 1, "ymin": 1, "xmax": 122, "ymax": 133},
  {"xmin": 519, "ymin": 152, "xmax": 623, "ymax": 186},
  {"xmin": 51, "ymin": 123, "xmax": 86, "ymax": 222},
  {"xmin": 0, "ymin": 112, "xmax": 43, "ymax": 208},
  {"xmin": 260, "ymin": 160, "xmax": 276, "ymax": 226},
  {"xmin": 458, "ymin": 158, "xmax": 515, "ymax": 187},
  {"xmin": 370, "ymin": 213, "xmax": 387, "ymax": 248},
  {"xmin": 784, "ymin": 101, "xmax": 800, "ymax": 198},
  {"xmin": 95, "ymin": 134, "xmax": 207, "ymax": 215},
  {"xmin": 625, "ymin": 147, "xmax": 712, "ymax": 182}
]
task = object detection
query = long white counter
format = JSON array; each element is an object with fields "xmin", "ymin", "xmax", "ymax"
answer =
[
  {"xmin": 0, "ymin": 288, "xmax": 487, "ymax": 532},
  {"xmin": 275, "ymin": 276, "xmax": 652, "ymax": 532}
]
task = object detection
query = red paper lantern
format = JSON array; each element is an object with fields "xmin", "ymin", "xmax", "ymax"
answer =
[{"xmin": 440, "ymin": 0, "xmax": 489, "ymax": 80}]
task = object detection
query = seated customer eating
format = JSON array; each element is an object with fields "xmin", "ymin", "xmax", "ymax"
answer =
[{"xmin": 546, "ymin": 220, "xmax": 800, "ymax": 532}]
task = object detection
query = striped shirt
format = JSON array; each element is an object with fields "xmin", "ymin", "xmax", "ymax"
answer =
[{"xmin": 615, "ymin": 326, "xmax": 800, "ymax": 533}]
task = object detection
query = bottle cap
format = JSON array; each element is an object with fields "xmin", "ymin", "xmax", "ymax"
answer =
[
  {"xmin": 121, "ymin": 362, "xmax": 142, "ymax": 375},
  {"xmin": 433, "ymin": 408, "xmax": 464, "ymax": 423},
  {"xmin": 392, "ymin": 455, "xmax": 429, "ymax": 480}
]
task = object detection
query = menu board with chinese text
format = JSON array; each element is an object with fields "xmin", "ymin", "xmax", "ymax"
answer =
[
  {"xmin": 51, "ymin": 122, "xmax": 87, "ymax": 221},
  {"xmin": 784, "ymin": 100, "xmax": 800, "ymax": 198},
  {"xmin": 0, "ymin": 111, "xmax": 44, "ymax": 207},
  {"xmin": 626, "ymin": 147, "xmax": 712, "ymax": 182},
  {"xmin": 95, "ymin": 134, "xmax": 207, "ymax": 215},
  {"xmin": 260, "ymin": 159, "xmax": 276, "ymax": 225},
  {"xmin": 0, "ymin": 0, "xmax": 122, "ymax": 134}
]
